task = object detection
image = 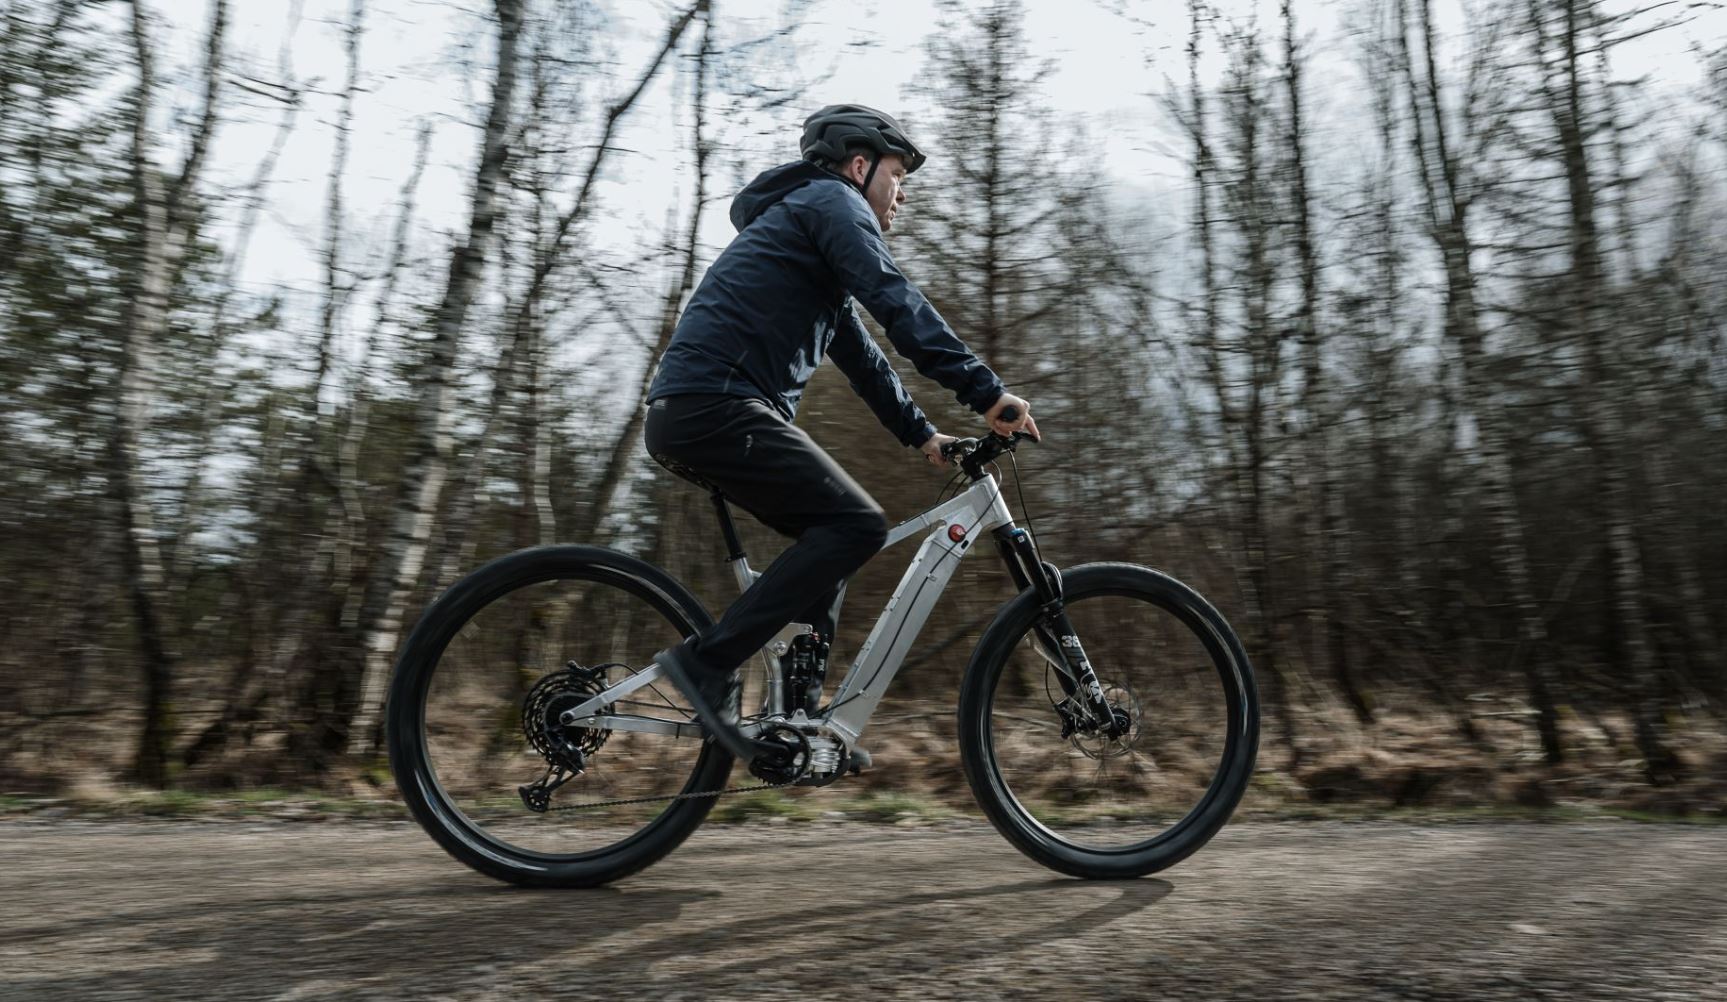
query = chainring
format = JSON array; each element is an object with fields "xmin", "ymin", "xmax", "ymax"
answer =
[{"xmin": 746, "ymin": 724, "xmax": 813, "ymax": 785}]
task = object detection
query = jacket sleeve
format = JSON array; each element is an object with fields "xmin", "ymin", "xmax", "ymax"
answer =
[
  {"xmin": 828, "ymin": 303, "xmax": 938, "ymax": 448},
  {"xmin": 795, "ymin": 187, "xmax": 1005, "ymax": 415}
]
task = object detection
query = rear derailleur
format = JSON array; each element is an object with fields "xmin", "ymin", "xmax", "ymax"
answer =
[{"xmin": 517, "ymin": 661, "xmax": 614, "ymax": 813}]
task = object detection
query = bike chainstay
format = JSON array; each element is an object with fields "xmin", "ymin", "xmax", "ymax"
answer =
[
  {"xmin": 473, "ymin": 733, "xmax": 812, "ymax": 818},
  {"xmin": 528, "ymin": 774, "xmax": 800, "ymax": 815}
]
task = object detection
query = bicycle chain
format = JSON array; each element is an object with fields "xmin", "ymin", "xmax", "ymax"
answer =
[
  {"xmin": 522, "ymin": 714, "xmax": 823, "ymax": 813},
  {"xmin": 471, "ymin": 737, "xmax": 809, "ymax": 819},
  {"xmin": 531, "ymin": 775, "xmax": 800, "ymax": 814}
]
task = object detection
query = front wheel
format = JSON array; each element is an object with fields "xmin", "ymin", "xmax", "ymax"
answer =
[{"xmin": 958, "ymin": 562, "xmax": 1259, "ymax": 879}]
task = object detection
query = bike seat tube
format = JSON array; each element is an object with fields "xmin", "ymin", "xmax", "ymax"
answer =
[{"xmin": 709, "ymin": 489, "xmax": 747, "ymax": 562}]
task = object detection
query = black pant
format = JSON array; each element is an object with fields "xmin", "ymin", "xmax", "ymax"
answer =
[{"xmin": 644, "ymin": 393, "xmax": 889, "ymax": 675}]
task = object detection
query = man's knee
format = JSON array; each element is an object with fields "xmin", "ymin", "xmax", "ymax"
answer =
[{"xmin": 843, "ymin": 506, "xmax": 889, "ymax": 554}]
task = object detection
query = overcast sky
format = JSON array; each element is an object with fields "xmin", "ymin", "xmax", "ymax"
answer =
[{"xmin": 145, "ymin": 0, "xmax": 1722, "ymax": 327}]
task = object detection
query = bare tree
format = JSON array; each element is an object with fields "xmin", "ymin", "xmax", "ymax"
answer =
[
  {"xmin": 1281, "ymin": 0, "xmax": 1365, "ymax": 723},
  {"xmin": 177, "ymin": 1, "xmax": 308, "ymax": 772},
  {"xmin": 1398, "ymin": 0, "xmax": 1563, "ymax": 763},
  {"xmin": 112, "ymin": 0, "xmax": 229, "ymax": 787},
  {"xmin": 1530, "ymin": 0, "xmax": 1675, "ymax": 778},
  {"xmin": 346, "ymin": 0, "xmax": 525, "ymax": 759},
  {"xmin": 579, "ymin": 8, "xmax": 716, "ymax": 542},
  {"xmin": 426, "ymin": 1, "xmax": 707, "ymax": 590},
  {"xmin": 275, "ymin": 0, "xmax": 373, "ymax": 769}
]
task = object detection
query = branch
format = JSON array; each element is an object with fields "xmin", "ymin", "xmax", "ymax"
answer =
[
  {"xmin": 169, "ymin": 0, "xmax": 230, "ymax": 222},
  {"xmin": 518, "ymin": 0, "xmax": 706, "ymax": 324}
]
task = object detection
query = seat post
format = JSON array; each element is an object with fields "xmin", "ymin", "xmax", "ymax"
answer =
[{"xmin": 709, "ymin": 488, "xmax": 747, "ymax": 562}]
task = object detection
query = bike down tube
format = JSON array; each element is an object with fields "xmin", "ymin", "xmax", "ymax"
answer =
[{"xmin": 819, "ymin": 476, "xmax": 1014, "ymax": 747}]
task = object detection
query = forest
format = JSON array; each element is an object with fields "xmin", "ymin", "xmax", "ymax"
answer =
[{"xmin": 1, "ymin": 0, "xmax": 1724, "ymax": 815}]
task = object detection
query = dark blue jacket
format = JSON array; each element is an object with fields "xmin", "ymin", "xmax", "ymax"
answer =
[{"xmin": 645, "ymin": 160, "xmax": 1003, "ymax": 447}]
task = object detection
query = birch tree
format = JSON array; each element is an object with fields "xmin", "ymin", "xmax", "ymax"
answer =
[
  {"xmin": 1528, "ymin": 0, "xmax": 1676, "ymax": 778},
  {"xmin": 345, "ymin": 0, "xmax": 525, "ymax": 758},
  {"xmin": 113, "ymin": 0, "xmax": 229, "ymax": 787},
  {"xmin": 1397, "ymin": 0, "xmax": 1563, "ymax": 763}
]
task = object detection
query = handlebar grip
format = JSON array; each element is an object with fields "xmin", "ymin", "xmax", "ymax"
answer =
[{"xmin": 999, "ymin": 404, "xmax": 1020, "ymax": 423}]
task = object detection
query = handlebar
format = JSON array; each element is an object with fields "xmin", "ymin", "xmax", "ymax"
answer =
[{"xmin": 939, "ymin": 404, "xmax": 1038, "ymax": 480}]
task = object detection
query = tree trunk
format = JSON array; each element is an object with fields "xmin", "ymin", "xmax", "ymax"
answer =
[
  {"xmin": 1283, "ymin": 0, "xmax": 1366, "ymax": 725},
  {"xmin": 1546, "ymin": 0, "xmax": 1676, "ymax": 781},
  {"xmin": 113, "ymin": 0, "xmax": 229, "ymax": 787},
  {"xmin": 580, "ymin": 10, "xmax": 714, "ymax": 543},
  {"xmin": 345, "ymin": 0, "xmax": 524, "ymax": 759},
  {"xmin": 1401, "ymin": 0, "xmax": 1562, "ymax": 762},
  {"xmin": 279, "ymin": 0, "xmax": 367, "ymax": 771}
]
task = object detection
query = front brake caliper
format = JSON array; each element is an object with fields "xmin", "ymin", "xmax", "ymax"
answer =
[{"xmin": 1054, "ymin": 697, "xmax": 1087, "ymax": 739}]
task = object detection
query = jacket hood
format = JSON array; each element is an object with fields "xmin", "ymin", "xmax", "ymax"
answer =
[{"xmin": 729, "ymin": 160, "xmax": 857, "ymax": 232}]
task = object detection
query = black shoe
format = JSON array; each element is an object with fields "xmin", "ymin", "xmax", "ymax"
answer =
[{"xmin": 653, "ymin": 644, "xmax": 754, "ymax": 762}]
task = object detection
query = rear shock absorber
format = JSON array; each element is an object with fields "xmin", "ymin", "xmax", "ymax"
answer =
[{"xmin": 782, "ymin": 632, "xmax": 830, "ymax": 717}]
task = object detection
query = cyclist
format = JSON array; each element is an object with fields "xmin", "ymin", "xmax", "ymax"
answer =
[{"xmin": 643, "ymin": 103, "xmax": 1039, "ymax": 754}]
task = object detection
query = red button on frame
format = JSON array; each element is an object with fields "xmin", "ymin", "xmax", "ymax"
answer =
[{"xmin": 947, "ymin": 524, "xmax": 967, "ymax": 543}]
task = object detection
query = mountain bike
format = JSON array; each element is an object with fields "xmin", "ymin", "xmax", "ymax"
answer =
[{"xmin": 387, "ymin": 419, "xmax": 1259, "ymax": 887}]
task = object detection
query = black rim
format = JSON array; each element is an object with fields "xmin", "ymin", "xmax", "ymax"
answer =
[
  {"xmin": 398, "ymin": 562, "xmax": 723, "ymax": 867},
  {"xmin": 979, "ymin": 579, "xmax": 1250, "ymax": 858}
]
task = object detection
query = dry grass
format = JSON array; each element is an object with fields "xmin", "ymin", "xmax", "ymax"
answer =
[{"xmin": 6, "ymin": 688, "xmax": 1725, "ymax": 822}]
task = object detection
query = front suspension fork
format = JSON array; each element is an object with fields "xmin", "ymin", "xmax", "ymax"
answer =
[{"xmin": 993, "ymin": 526, "xmax": 1125, "ymax": 737}]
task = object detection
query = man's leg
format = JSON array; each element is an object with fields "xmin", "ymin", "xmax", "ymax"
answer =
[
  {"xmin": 645, "ymin": 394, "xmax": 887, "ymax": 677},
  {"xmin": 793, "ymin": 580, "xmax": 846, "ymax": 650}
]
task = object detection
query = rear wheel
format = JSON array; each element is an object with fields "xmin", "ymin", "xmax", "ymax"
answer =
[
  {"xmin": 387, "ymin": 545, "xmax": 732, "ymax": 887},
  {"xmin": 958, "ymin": 562, "xmax": 1259, "ymax": 878}
]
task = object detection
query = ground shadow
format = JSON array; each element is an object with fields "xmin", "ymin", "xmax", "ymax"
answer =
[{"xmin": 7, "ymin": 859, "xmax": 1172, "ymax": 999}]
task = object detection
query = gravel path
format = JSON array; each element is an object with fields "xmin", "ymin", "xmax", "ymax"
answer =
[{"xmin": 2, "ymin": 818, "xmax": 1723, "ymax": 1000}]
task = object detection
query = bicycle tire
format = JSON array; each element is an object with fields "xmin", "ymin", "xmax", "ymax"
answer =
[
  {"xmin": 958, "ymin": 562, "xmax": 1259, "ymax": 879},
  {"xmin": 387, "ymin": 545, "xmax": 733, "ymax": 887}
]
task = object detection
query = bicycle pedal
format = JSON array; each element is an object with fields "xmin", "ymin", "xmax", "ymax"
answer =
[{"xmin": 846, "ymin": 746, "xmax": 873, "ymax": 774}]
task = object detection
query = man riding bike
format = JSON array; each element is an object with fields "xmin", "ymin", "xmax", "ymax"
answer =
[{"xmin": 643, "ymin": 103, "xmax": 1039, "ymax": 753}]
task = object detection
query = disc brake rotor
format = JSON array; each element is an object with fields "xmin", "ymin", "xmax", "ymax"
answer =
[{"xmin": 1070, "ymin": 683, "xmax": 1142, "ymax": 760}]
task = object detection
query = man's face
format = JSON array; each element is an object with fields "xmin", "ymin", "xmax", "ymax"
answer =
[{"xmin": 844, "ymin": 153, "xmax": 910, "ymax": 231}]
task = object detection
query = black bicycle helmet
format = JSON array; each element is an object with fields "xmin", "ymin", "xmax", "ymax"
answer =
[{"xmin": 800, "ymin": 104, "xmax": 927, "ymax": 174}]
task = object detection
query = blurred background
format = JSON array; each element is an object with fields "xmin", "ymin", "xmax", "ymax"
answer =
[{"xmin": 2, "ymin": 0, "xmax": 1723, "ymax": 814}]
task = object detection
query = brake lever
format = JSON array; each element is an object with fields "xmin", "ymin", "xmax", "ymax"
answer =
[{"xmin": 941, "ymin": 436, "xmax": 980, "ymax": 460}]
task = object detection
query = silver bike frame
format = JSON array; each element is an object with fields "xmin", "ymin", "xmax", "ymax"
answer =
[{"xmin": 562, "ymin": 474, "xmax": 1015, "ymax": 752}]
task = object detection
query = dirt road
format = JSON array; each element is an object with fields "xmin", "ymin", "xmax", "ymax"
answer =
[{"xmin": 2, "ymin": 818, "xmax": 1723, "ymax": 1000}]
